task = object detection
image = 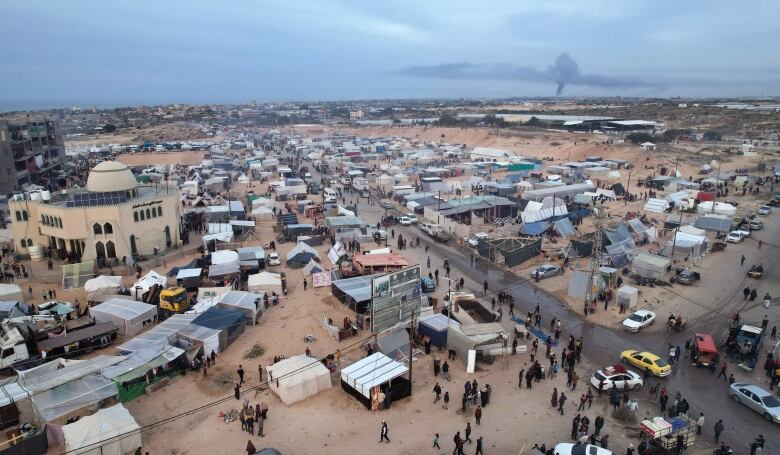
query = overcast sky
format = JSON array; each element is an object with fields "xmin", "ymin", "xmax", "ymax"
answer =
[{"xmin": 1, "ymin": 0, "xmax": 779, "ymax": 109}]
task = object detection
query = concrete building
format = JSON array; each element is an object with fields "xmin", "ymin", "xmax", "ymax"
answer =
[
  {"xmin": 10, "ymin": 161, "xmax": 180, "ymax": 263},
  {"xmin": 0, "ymin": 115, "xmax": 66, "ymax": 193}
]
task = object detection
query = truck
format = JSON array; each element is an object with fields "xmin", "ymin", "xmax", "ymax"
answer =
[
  {"xmin": 419, "ymin": 223, "xmax": 452, "ymax": 242},
  {"xmin": 726, "ymin": 323, "xmax": 765, "ymax": 370},
  {"xmin": 159, "ymin": 286, "xmax": 191, "ymax": 318}
]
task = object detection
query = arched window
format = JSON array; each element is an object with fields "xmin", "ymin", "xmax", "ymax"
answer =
[
  {"xmin": 93, "ymin": 223, "xmax": 102, "ymax": 235},
  {"xmin": 157, "ymin": 206, "xmax": 162, "ymax": 217},
  {"xmin": 146, "ymin": 208, "xmax": 151, "ymax": 219},
  {"xmin": 27, "ymin": 239, "xmax": 32, "ymax": 247},
  {"xmin": 134, "ymin": 212, "xmax": 139, "ymax": 222},
  {"xmin": 22, "ymin": 211, "xmax": 27, "ymax": 221},
  {"xmin": 57, "ymin": 218, "xmax": 62, "ymax": 228},
  {"xmin": 103, "ymin": 222, "xmax": 113, "ymax": 234},
  {"xmin": 95, "ymin": 241, "xmax": 106, "ymax": 259},
  {"xmin": 20, "ymin": 239, "xmax": 26, "ymax": 247},
  {"xmin": 140, "ymin": 210, "xmax": 145, "ymax": 221},
  {"xmin": 106, "ymin": 241, "xmax": 116, "ymax": 259},
  {"xmin": 15, "ymin": 211, "xmax": 21, "ymax": 222}
]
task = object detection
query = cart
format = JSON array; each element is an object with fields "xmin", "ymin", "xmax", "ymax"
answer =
[
  {"xmin": 691, "ymin": 333, "xmax": 718, "ymax": 368},
  {"xmin": 640, "ymin": 415, "xmax": 696, "ymax": 453}
]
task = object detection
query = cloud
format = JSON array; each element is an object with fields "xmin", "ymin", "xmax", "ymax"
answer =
[{"xmin": 398, "ymin": 52, "xmax": 658, "ymax": 95}]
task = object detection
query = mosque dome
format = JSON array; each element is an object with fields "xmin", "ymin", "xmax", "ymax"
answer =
[{"xmin": 86, "ymin": 161, "xmax": 138, "ymax": 192}]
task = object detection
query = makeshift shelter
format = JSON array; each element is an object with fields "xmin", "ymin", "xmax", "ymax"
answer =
[
  {"xmin": 644, "ymin": 198, "xmax": 670, "ymax": 213},
  {"xmin": 133, "ymin": 271, "xmax": 167, "ymax": 295},
  {"xmin": 286, "ymin": 242, "xmax": 320, "ymax": 266},
  {"xmin": 696, "ymin": 201, "xmax": 736, "ymax": 216},
  {"xmin": 217, "ymin": 290, "xmax": 264, "ymax": 325},
  {"xmin": 0, "ymin": 283, "xmax": 23, "ymax": 302},
  {"xmin": 101, "ymin": 342, "xmax": 184, "ymax": 402},
  {"xmin": 331, "ymin": 274, "xmax": 376, "ymax": 314},
  {"xmin": 327, "ymin": 242, "xmax": 349, "ymax": 266},
  {"xmin": 90, "ymin": 298, "xmax": 157, "ymax": 336},
  {"xmin": 446, "ymin": 323, "xmax": 508, "ymax": 365},
  {"xmin": 85, "ymin": 275, "xmax": 123, "ymax": 302},
  {"xmin": 0, "ymin": 300, "xmax": 29, "ymax": 320},
  {"xmin": 417, "ymin": 313, "xmax": 453, "ymax": 347},
  {"xmin": 62, "ymin": 404, "xmax": 141, "ymax": 455},
  {"xmin": 340, "ymin": 352, "xmax": 410, "ymax": 409},
  {"xmin": 376, "ymin": 328, "xmax": 410, "ymax": 361},
  {"xmin": 176, "ymin": 268, "xmax": 203, "ymax": 289},
  {"xmin": 302, "ymin": 259, "xmax": 324, "ymax": 275},
  {"xmin": 631, "ymin": 253, "xmax": 671, "ymax": 280},
  {"xmin": 192, "ymin": 307, "xmax": 246, "ymax": 350},
  {"xmin": 694, "ymin": 215, "xmax": 733, "ymax": 233},
  {"xmin": 662, "ymin": 231, "xmax": 708, "ymax": 259},
  {"xmin": 617, "ymin": 285, "xmax": 639, "ymax": 309},
  {"xmin": 247, "ymin": 272, "xmax": 283, "ymax": 294},
  {"xmin": 476, "ymin": 237, "xmax": 542, "ymax": 267},
  {"xmin": 266, "ymin": 355, "xmax": 332, "ymax": 406},
  {"xmin": 252, "ymin": 206, "xmax": 275, "ymax": 221}
]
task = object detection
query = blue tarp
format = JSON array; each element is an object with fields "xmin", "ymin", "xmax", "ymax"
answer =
[
  {"xmin": 520, "ymin": 222, "xmax": 547, "ymax": 236},
  {"xmin": 511, "ymin": 317, "xmax": 559, "ymax": 347},
  {"xmin": 192, "ymin": 307, "xmax": 246, "ymax": 348}
]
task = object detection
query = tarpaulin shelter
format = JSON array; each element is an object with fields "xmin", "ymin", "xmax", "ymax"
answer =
[
  {"xmin": 62, "ymin": 404, "xmax": 141, "ymax": 455},
  {"xmin": 377, "ymin": 329, "xmax": 410, "ymax": 362},
  {"xmin": 0, "ymin": 300, "xmax": 29, "ymax": 320},
  {"xmin": 662, "ymin": 232, "xmax": 708, "ymax": 259},
  {"xmin": 327, "ymin": 242, "xmax": 349, "ymax": 266},
  {"xmin": 85, "ymin": 275, "xmax": 123, "ymax": 302},
  {"xmin": 101, "ymin": 342, "xmax": 184, "ymax": 402},
  {"xmin": 446, "ymin": 323, "xmax": 508, "ymax": 365},
  {"xmin": 62, "ymin": 261, "xmax": 95, "ymax": 289},
  {"xmin": 115, "ymin": 313, "xmax": 220, "ymax": 356},
  {"xmin": 266, "ymin": 355, "xmax": 332, "ymax": 406},
  {"xmin": 476, "ymin": 237, "xmax": 542, "ymax": 268},
  {"xmin": 631, "ymin": 253, "xmax": 671, "ymax": 280},
  {"xmin": 133, "ymin": 271, "xmax": 167, "ymax": 295},
  {"xmin": 217, "ymin": 291, "xmax": 264, "ymax": 325},
  {"xmin": 340, "ymin": 352, "xmax": 410, "ymax": 409},
  {"xmin": 331, "ymin": 274, "xmax": 377, "ymax": 313},
  {"xmin": 312, "ymin": 271, "xmax": 331, "ymax": 288},
  {"xmin": 302, "ymin": 259, "xmax": 324, "ymax": 275},
  {"xmin": 192, "ymin": 307, "xmax": 246, "ymax": 350},
  {"xmin": 17, "ymin": 356, "xmax": 123, "ymax": 394},
  {"xmin": 0, "ymin": 284, "xmax": 23, "ymax": 302},
  {"xmin": 247, "ymin": 272, "xmax": 283, "ymax": 294},
  {"xmin": 694, "ymin": 215, "xmax": 732, "ymax": 233},
  {"xmin": 644, "ymin": 198, "xmax": 670, "ymax": 213},
  {"xmin": 417, "ymin": 313, "xmax": 454, "ymax": 347},
  {"xmin": 286, "ymin": 242, "xmax": 320, "ymax": 266},
  {"xmin": 567, "ymin": 269, "xmax": 605, "ymax": 300},
  {"xmin": 252, "ymin": 206, "xmax": 275, "ymax": 221},
  {"xmin": 90, "ymin": 298, "xmax": 157, "ymax": 336},
  {"xmin": 696, "ymin": 201, "xmax": 736, "ymax": 216}
]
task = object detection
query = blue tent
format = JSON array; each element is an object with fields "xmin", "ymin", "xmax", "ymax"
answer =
[
  {"xmin": 520, "ymin": 222, "xmax": 547, "ymax": 236},
  {"xmin": 193, "ymin": 307, "xmax": 246, "ymax": 349}
]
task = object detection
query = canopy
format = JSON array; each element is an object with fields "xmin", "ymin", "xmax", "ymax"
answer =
[
  {"xmin": 248, "ymin": 272, "xmax": 283, "ymax": 294},
  {"xmin": 694, "ymin": 333, "xmax": 717, "ymax": 353},
  {"xmin": 63, "ymin": 404, "xmax": 142, "ymax": 455},
  {"xmin": 266, "ymin": 355, "xmax": 332, "ymax": 405},
  {"xmin": 340, "ymin": 352, "xmax": 408, "ymax": 399},
  {"xmin": 133, "ymin": 271, "xmax": 167, "ymax": 295},
  {"xmin": 17, "ymin": 355, "xmax": 123, "ymax": 394},
  {"xmin": 85, "ymin": 275, "xmax": 123, "ymax": 301},
  {"xmin": 35, "ymin": 373, "xmax": 119, "ymax": 423},
  {"xmin": 286, "ymin": 242, "xmax": 320, "ymax": 266},
  {"xmin": 90, "ymin": 298, "xmax": 157, "ymax": 335}
]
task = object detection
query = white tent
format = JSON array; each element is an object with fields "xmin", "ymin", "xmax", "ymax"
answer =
[
  {"xmin": 644, "ymin": 198, "xmax": 670, "ymax": 213},
  {"xmin": 696, "ymin": 201, "xmax": 737, "ymax": 216},
  {"xmin": 133, "ymin": 271, "xmax": 167, "ymax": 295},
  {"xmin": 63, "ymin": 404, "xmax": 142, "ymax": 455},
  {"xmin": 340, "ymin": 352, "xmax": 408, "ymax": 399},
  {"xmin": 210, "ymin": 250, "xmax": 239, "ymax": 265},
  {"xmin": 0, "ymin": 284, "xmax": 23, "ymax": 302},
  {"xmin": 90, "ymin": 298, "xmax": 157, "ymax": 336},
  {"xmin": 266, "ymin": 354, "xmax": 332, "ymax": 405},
  {"xmin": 251, "ymin": 197, "xmax": 275, "ymax": 209},
  {"xmin": 302, "ymin": 259, "xmax": 324, "ymax": 275},
  {"xmin": 247, "ymin": 272, "xmax": 283, "ymax": 294},
  {"xmin": 85, "ymin": 275, "xmax": 123, "ymax": 302},
  {"xmin": 251, "ymin": 206, "xmax": 274, "ymax": 221}
]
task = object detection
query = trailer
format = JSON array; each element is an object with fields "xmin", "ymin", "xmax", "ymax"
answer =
[{"xmin": 640, "ymin": 414, "xmax": 696, "ymax": 453}]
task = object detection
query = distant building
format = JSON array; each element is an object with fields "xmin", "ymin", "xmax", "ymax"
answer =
[
  {"xmin": 0, "ymin": 115, "xmax": 66, "ymax": 193},
  {"xmin": 470, "ymin": 147, "xmax": 523, "ymax": 162},
  {"xmin": 10, "ymin": 161, "xmax": 181, "ymax": 263}
]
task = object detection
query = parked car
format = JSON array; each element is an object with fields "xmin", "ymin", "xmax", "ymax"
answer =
[
  {"xmin": 371, "ymin": 230, "xmax": 388, "ymax": 240},
  {"xmin": 725, "ymin": 231, "xmax": 744, "ymax": 243},
  {"xmin": 404, "ymin": 213, "xmax": 418, "ymax": 224},
  {"xmin": 749, "ymin": 220, "xmax": 763, "ymax": 230},
  {"xmin": 590, "ymin": 364, "xmax": 643, "ymax": 391},
  {"xmin": 530, "ymin": 264, "xmax": 562, "ymax": 280},
  {"xmin": 399, "ymin": 216, "xmax": 414, "ymax": 226},
  {"xmin": 673, "ymin": 268, "xmax": 701, "ymax": 285},
  {"xmin": 553, "ymin": 443, "xmax": 612, "ymax": 455},
  {"xmin": 757, "ymin": 205, "xmax": 772, "ymax": 215},
  {"xmin": 267, "ymin": 252, "xmax": 281, "ymax": 266},
  {"xmin": 467, "ymin": 232, "xmax": 489, "ymax": 247},
  {"xmin": 736, "ymin": 226, "xmax": 752, "ymax": 237},
  {"xmin": 379, "ymin": 201, "xmax": 394, "ymax": 210},
  {"xmin": 729, "ymin": 383, "xmax": 780, "ymax": 423},
  {"xmin": 621, "ymin": 310, "xmax": 656, "ymax": 332},
  {"xmin": 421, "ymin": 277, "xmax": 436, "ymax": 293},
  {"xmin": 620, "ymin": 350, "xmax": 672, "ymax": 377}
]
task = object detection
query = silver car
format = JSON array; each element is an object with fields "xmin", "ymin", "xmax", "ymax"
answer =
[
  {"xmin": 530, "ymin": 264, "xmax": 562, "ymax": 280},
  {"xmin": 729, "ymin": 383, "xmax": 780, "ymax": 423}
]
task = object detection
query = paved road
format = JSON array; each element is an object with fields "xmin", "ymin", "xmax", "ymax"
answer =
[{"xmin": 298, "ymin": 155, "xmax": 779, "ymax": 452}]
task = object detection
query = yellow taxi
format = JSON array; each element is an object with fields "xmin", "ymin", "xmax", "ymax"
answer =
[{"xmin": 620, "ymin": 350, "xmax": 672, "ymax": 377}]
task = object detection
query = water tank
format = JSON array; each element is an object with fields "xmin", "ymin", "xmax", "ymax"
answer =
[
  {"xmin": 29, "ymin": 192, "xmax": 42, "ymax": 201},
  {"xmin": 41, "ymin": 190, "xmax": 51, "ymax": 201},
  {"xmin": 28, "ymin": 245, "xmax": 44, "ymax": 261}
]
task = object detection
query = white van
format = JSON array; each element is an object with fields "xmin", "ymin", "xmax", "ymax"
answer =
[{"xmin": 324, "ymin": 187, "xmax": 337, "ymax": 203}]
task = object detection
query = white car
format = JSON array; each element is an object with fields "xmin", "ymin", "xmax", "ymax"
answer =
[
  {"xmin": 399, "ymin": 216, "xmax": 413, "ymax": 225},
  {"xmin": 267, "ymin": 252, "xmax": 281, "ymax": 266},
  {"xmin": 404, "ymin": 213, "xmax": 418, "ymax": 224},
  {"xmin": 590, "ymin": 365, "xmax": 643, "ymax": 391},
  {"xmin": 725, "ymin": 231, "xmax": 744, "ymax": 243},
  {"xmin": 554, "ymin": 443, "xmax": 612, "ymax": 455},
  {"xmin": 467, "ymin": 232, "xmax": 489, "ymax": 247},
  {"xmin": 757, "ymin": 205, "xmax": 772, "ymax": 215},
  {"xmin": 622, "ymin": 309, "xmax": 656, "ymax": 332}
]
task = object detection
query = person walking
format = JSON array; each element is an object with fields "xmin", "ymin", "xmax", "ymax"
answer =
[
  {"xmin": 571, "ymin": 372, "xmax": 579, "ymax": 390},
  {"xmin": 433, "ymin": 433, "xmax": 440, "ymax": 449},
  {"xmin": 600, "ymin": 434, "xmax": 609, "ymax": 450},
  {"xmin": 443, "ymin": 391, "xmax": 450, "ymax": 409},
  {"xmin": 237, "ymin": 365, "xmax": 245, "ymax": 385},
  {"xmin": 433, "ymin": 382, "xmax": 442, "ymax": 403},
  {"xmin": 696, "ymin": 413, "xmax": 705, "ymax": 435},
  {"xmin": 483, "ymin": 279, "xmax": 488, "ymax": 295},
  {"xmin": 717, "ymin": 363, "xmax": 727, "ymax": 381},
  {"xmin": 571, "ymin": 414, "xmax": 581, "ymax": 439},
  {"xmin": 257, "ymin": 412, "xmax": 264, "ymax": 437},
  {"xmin": 744, "ymin": 287, "xmax": 751, "ymax": 301},
  {"xmin": 245, "ymin": 440, "xmax": 256, "ymax": 455},
  {"xmin": 551, "ymin": 387, "xmax": 558, "ymax": 408},
  {"xmin": 464, "ymin": 422, "xmax": 472, "ymax": 443},
  {"xmin": 558, "ymin": 393, "xmax": 567, "ymax": 415},
  {"xmin": 577, "ymin": 394, "xmax": 586, "ymax": 411},
  {"xmin": 379, "ymin": 420, "xmax": 390, "ymax": 443},
  {"xmin": 594, "ymin": 415, "xmax": 605, "ymax": 437},
  {"xmin": 714, "ymin": 419, "xmax": 724, "ymax": 443},
  {"xmin": 475, "ymin": 436, "xmax": 484, "ymax": 455},
  {"xmin": 474, "ymin": 405, "xmax": 482, "ymax": 425},
  {"xmin": 303, "ymin": 278, "xmax": 307, "ymax": 290},
  {"xmin": 234, "ymin": 382, "xmax": 240, "ymax": 400}
]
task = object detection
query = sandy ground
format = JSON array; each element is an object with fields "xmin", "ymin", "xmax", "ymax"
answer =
[{"xmin": 115, "ymin": 151, "xmax": 206, "ymax": 167}]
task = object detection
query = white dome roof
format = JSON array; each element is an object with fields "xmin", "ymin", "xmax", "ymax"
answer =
[{"xmin": 86, "ymin": 161, "xmax": 138, "ymax": 192}]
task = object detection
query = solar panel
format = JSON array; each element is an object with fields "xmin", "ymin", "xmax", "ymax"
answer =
[{"xmin": 67, "ymin": 191, "xmax": 128, "ymax": 207}]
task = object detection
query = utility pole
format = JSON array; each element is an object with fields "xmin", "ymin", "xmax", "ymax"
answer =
[
  {"xmin": 584, "ymin": 208, "xmax": 606, "ymax": 310},
  {"xmin": 712, "ymin": 162, "xmax": 721, "ymax": 214},
  {"xmin": 408, "ymin": 311, "xmax": 415, "ymax": 395}
]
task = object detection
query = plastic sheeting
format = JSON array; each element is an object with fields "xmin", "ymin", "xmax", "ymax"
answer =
[
  {"xmin": 0, "ymin": 284, "xmax": 23, "ymax": 303},
  {"xmin": 84, "ymin": 276, "xmax": 123, "ymax": 302},
  {"xmin": 247, "ymin": 272, "xmax": 283, "ymax": 294},
  {"xmin": 62, "ymin": 404, "xmax": 141, "ymax": 455},
  {"xmin": 133, "ymin": 271, "xmax": 167, "ymax": 294},
  {"xmin": 631, "ymin": 253, "xmax": 671, "ymax": 279},
  {"xmin": 644, "ymin": 198, "xmax": 670, "ymax": 213},
  {"xmin": 286, "ymin": 242, "xmax": 320, "ymax": 265},
  {"xmin": 340, "ymin": 352, "xmax": 408, "ymax": 399},
  {"xmin": 34, "ymin": 373, "xmax": 119, "ymax": 423},
  {"xmin": 90, "ymin": 299, "xmax": 156, "ymax": 336},
  {"xmin": 554, "ymin": 218, "xmax": 577, "ymax": 237},
  {"xmin": 217, "ymin": 290, "xmax": 264, "ymax": 325},
  {"xmin": 17, "ymin": 356, "xmax": 123, "ymax": 394},
  {"xmin": 302, "ymin": 259, "xmax": 324, "ymax": 275}
]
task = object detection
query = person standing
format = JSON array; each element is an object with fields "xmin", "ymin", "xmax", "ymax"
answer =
[
  {"xmin": 258, "ymin": 365, "xmax": 263, "ymax": 383},
  {"xmin": 741, "ymin": 255, "xmax": 746, "ymax": 266},
  {"xmin": 464, "ymin": 422, "xmax": 472, "ymax": 443},
  {"xmin": 571, "ymin": 372, "xmax": 579, "ymax": 390},
  {"xmin": 475, "ymin": 436, "xmax": 484, "ymax": 455},
  {"xmin": 717, "ymin": 363, "xmax": 727, "ymax": 381},
  {"xmin": 257, "ymin": 412, "xmax": 264, "ymax": 437},
  {"xmin": 474, "ymin": 405, "xmax": 482, "ymax": 425},
  {"xmin": 714, "ymin": 419, "xmax": 724, "ymax": 443},
  {"xmin": 696, "ymin": 413, "xmax": 705, "ymax": 435},
  {"xmin": 594, "ymin": 415, "xmax": 605, "ymax": 436},
  {"xmin": 443, "ymin": 391, "xmax": 450, "ymax": 409},
  {"xmin": 237, "ymin": 365, "xmax": 245, "ymax": 385},
  {"xmin": 379, "ymin": 420, "xmax": 390, "ymax": 443},
  {"xmin": 433, "ymin": 433, "xmax": 440, "ymax": 449},
  {"xmin": 558, "ymin": 393, "xmax": 567, "ymax": 415},
  {"xmin": 483, "ymin": 279, "xmax": 488, "ymax": 295},
  {"xmin": 303, "ymin": 278, "xmax": 308, "ymax": 290},
  {"xmin": 245, "ymin": 440, "xmax": 256, "ymax": 455},
  {"xmin": 234, "ymin": 382, "xmax": 241, "ymax": 400},
  {"xmin": 600, "ymin": 434, "xmax": 609, "ymax": 450},
  {"xmin": 433, "ymin": 382, "xmax": 442, "ymax": 403}
]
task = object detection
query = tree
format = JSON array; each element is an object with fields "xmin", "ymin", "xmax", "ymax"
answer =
[
  {"xmin": 103, "ymin": 123, "xmax": 117, "ymax": 133},
  {"xmin": 703, "ymin": 131, "xmax": 722, "ymax": 141},
  {"xmin": 626, "ymin": 132, "xmax": 654, "ymax": 144},
  {"xmin": 524, "ymin": 116, "xmax": 542, "ymax": 127}
]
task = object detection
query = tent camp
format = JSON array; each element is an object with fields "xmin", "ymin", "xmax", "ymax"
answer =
[
  {"xmin": 251, "ymin": 206, "xmax": 274, "ymax": 221},
  {"xmin": 62, "ymin": 404, "xmax": 142, "ymax": 455},
  {"xmin": 302, "ymin": 259, "xmax": 324, "ymax": 275},
  {"xmin": 340, "ymin": 352, "xmax": 410, "ymax": 409},
  {"xmin": 0, "ymin": 284, "xmax": 23, "ymax": 302},
  {"xmin": 192, "ymin": 307, "xmax": 246, "ymax": 351},
  {"xmin": 266, "ymin": 355, "xmax": 332, "ymax": 406},
  {"xmin": 286, "ymin": 242, "xmax": 320, "ymax": 266},
  {"xmin": 248, "ymin": 272, "xmax": 283, "ymax": 294},
  {"xmin": 217, "ymin": 290, "xmax": 264, "ymax": 325},
  {"xmin": 696, "ymin": 201, "xmax": 736, "ymax": 216},
  {"xmin": 90, "ymin": 298, "xmax": 158, "ymax": 336},
  {"xmin": 662, "ymin": 231, "xmax": 708, "ymax": 259},
  {"xmin": 631, "ymin": 253, "xmax": 671, "ymax": 280},
  {"xmin": 133, "ymin": 271, "xmax": 167, "ymax": 295},
  {"xmin": 85, "ymin": 275, "xmax": 123, "ymax": 302}
]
